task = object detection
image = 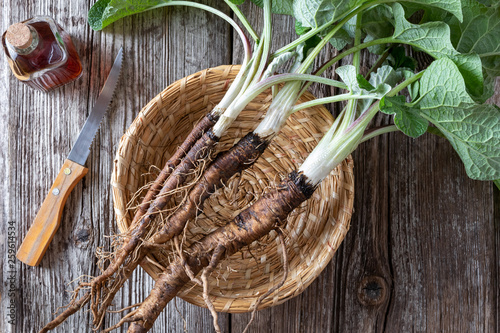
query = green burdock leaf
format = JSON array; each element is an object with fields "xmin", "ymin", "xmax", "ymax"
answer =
[
  {"xmin": 88, "ymin": 0, "xmax": 170, "ymax": 30},
  {"xmin": 357, "ymin": 74, "xmax": 375, "ymax": 91},
  {"xmin": 336, "ymin": 65, "xmax": 358, "ymax": 92},
  {"xmin": 328, "ymin": 28, "xmax": 351, "ymax": 50},
  {"xmin": 447, "ymin": 0, "xmax": 500, "ymax": 101},
  {"xmin": 327, "ymin": 5, "xmax": 393, "ymax": 51},
  {"xmin": 337, "ymin": 65, "xmax": 393, "ymax": 115},
  {"xmin": 388, "ymin": 46, "xmax": 417, "ymax": 70},
  {"xmin": 289, "ymin": 41, "xmax": 320, "ymax": 73},
  {"xmin": 294, "ymin": 0, "xmax": 462, "ymax": 53},
  {"xmin": 361, "ymin": 4, "xmax": 394, "ymax": 40},
  {"xmin": 451, "ymin": 2, "xmax": 498, "ymax": 54},
  {"xmin": 415, "ymin": 58, "xmax": 500, "ymax": 180},
  {"xmin": 401, "ymin": 69, "xmax": 419, "ymax": 100},
  {"xmin": 363, "ymin": 34, "xmax": 386, "ymax": 54},
  {"xmin": 417, "ymin": 58, "xmax": 475, "ymax": 109},
  {"xmin": 295, "ymin": 20, "xmax": 310, "ymax": 35},
  {"xmin": 327, "ymin": 15, "xmax": 357, "ymax": 51},
  {"xmin": 370, "ymin": 65, "xmax": 403, "ymax": 88},
  {"xmin": 391, "ymin": 3, "xmax": 483, "ymax": 98},
  {"xmin": 380, "ymin": 95, "xmax": 429, "ymax": 138},
  {"xmin": 359, "ymin": 65, "xmax": 402, "ymax": 113},
  {"xmin": 336, "ymin": 65, "xmax": 392, "ymax": 97},
  {"xmin": 293, "ymin": 0, "xmax": 358, "ymax": 29},
  {"xmin": 262, "ymin": 51, "xmax": 295, "ymax": 79},
  {"xmin": 88, "ymin": 0, "xmax": 112, "ymax": 30},
  {"xmin": 87, "ymin": 0, "xmax": 295, "ymax": 31},
  {"xmin": 423, "ymin": 103, "xmax": 500, "ymax": 180},
  {"xmin": 472, "ymin": 0, "xmax": 493, "ymax": 5},
  {"xmin": 405, "ymin": 0, "xmax": 463, "ymax": 21},
  {"xmin": 293, "ymin": 0, "xmax": 462, "ymax": 29},
  {"xmin": 251, "ymin": 0, "xmax": 294, "ymax": 15},
  {"xmin": 381, "ymin": 58, "xmax": 500, "ymax": 179}
]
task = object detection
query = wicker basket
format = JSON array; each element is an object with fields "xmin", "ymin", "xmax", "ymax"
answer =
[{"xmin": 111, "ymin": 65, "xmax": 354, "ymax": 313}]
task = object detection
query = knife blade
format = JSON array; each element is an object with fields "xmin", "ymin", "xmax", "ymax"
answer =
[{"xmin": 17, "ymin": 48, "xmax": 123, "ymax": 266}]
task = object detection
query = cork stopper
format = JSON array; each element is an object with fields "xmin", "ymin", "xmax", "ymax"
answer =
[{"xmin": 6, "ymin": 22, "xmax": 33, "ymax": 49}]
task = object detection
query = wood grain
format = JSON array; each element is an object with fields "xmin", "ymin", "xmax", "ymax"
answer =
[{"xmin": 0, "ymin": 1, "xmax": 498, "ymax": 333}]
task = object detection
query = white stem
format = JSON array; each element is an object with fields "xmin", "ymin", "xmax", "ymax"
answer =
[
  {"xmin": 291, "ymin": 94, "xmax": 375, "ymax": 113},
  {"xmin": 254, "ymin": 82, "xmax": 302, "ymax": 137},
  {"xmin": 361, "ymin": 125, "xmax": 398, "ymax": 143},
  {"xmin": 214, "ymin": 61, "xmax": 253, "ymax": 113},
  {"xmin": 224, "ymin": 0, "xmax": 259, "ymax": 42},
  {"xmin": 250, "ymin": 0, "xmax": 272, "ymax": 87},
  {"xmin": 298, "ymin": 111, "xmax": 364, "ymax": 186},
  {"xmin": 299, "ymin": 71, "xmax": 424, "ymax": 186}
]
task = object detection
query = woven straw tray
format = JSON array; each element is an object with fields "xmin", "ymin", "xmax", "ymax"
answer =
[{"xmin": 111, "ymin": 65, "xmax": 354, "ymax": 313}]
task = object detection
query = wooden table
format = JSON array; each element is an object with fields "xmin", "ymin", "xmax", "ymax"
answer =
[{"xmin": 1, "ymin": 1, "xmax": 498, "ymax": 332}]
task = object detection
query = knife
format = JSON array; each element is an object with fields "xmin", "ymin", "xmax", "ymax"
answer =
[{"xmin": 17, "ymin": 48, "xmax": 123, "ymax": 266}]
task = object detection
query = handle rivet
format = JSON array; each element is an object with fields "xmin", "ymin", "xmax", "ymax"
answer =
[
  {"xmin": 64, "ymin": 168, "xmax": 72, "ymax": 175},
  {"xmin": 52, "ymin": 188, "xmax": 60, "ymax": 196}
]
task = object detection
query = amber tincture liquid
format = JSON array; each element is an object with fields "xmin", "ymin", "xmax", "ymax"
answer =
[{"xmin": 2, "ymin": 16, "xmax": 82, "ymax": 92}]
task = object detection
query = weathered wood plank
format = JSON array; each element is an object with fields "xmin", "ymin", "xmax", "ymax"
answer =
[
  {"xmin": 0, "ymin": 1, "xmax": 499, "ymax": 333},
  {"xmin": 1, "ymin": 1, "xmax": 231, "ymax": 332},
  {"xmin": 0, "ymin": 3, "xmax": 15, "ymax": 333},
  {"xmin": 3, "ymin": 1, "xmax": 97, "ymax": 333},
  {"xmin": 385, "ymin": 132, "xmax": 496, "ymax": 332},
  {"xmin": 487, "ymin": 80, "xmax": 500, "ymax": 333}
]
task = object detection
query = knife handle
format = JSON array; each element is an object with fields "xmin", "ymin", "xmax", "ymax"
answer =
[{"xmin": 17, "ymin": 159, "xmax": 88, "ymax": 266}]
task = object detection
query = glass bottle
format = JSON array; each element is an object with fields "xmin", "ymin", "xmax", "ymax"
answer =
[{"xmin": 2, "ymin": 16, "xmax": 83, "ymax": 92}]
